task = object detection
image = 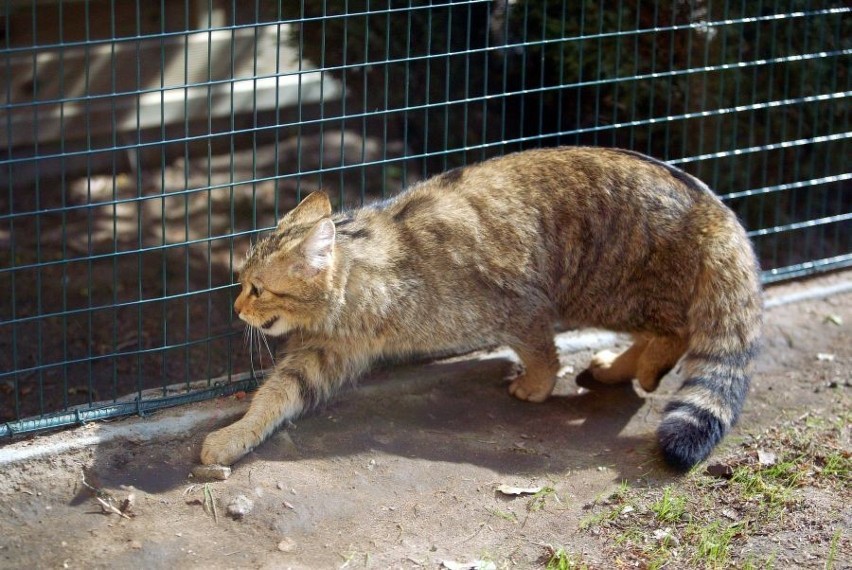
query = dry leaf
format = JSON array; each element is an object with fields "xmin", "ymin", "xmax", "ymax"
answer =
[
  {"xmin": 823, "ymin": 314, "xmax": 842, "ymax": 326},
  {"xmin": 496, "ymin": 484, "xmax": 543, "ymax": 496},
  {"xmin": 706, "ymin": 462, "xmax": 735, "ymax": 479}
]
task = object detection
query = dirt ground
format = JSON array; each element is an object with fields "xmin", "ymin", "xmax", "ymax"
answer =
[{"xmin": 0, "ymin": 270, "xmax": 849, "ymax": 569}]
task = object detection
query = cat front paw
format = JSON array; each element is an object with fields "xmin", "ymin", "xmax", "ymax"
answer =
[
  {"xmin": 508, "ymin": 374, "xmax": 554, "ymax": 403},
  {"xmin": 200, "ymin": 423, "xmax": 258, "ymax": 466}
]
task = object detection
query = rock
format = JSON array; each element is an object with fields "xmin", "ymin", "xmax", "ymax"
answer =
[
  {"xmin": 277, "ymin": 537, "xmax": 297, "ymax": 552},
  {"xmin": 757, "ymin": 449, "xmax": 777, "ymax": 466},
  {"xmin": 721, "ymin": 508, "xmax": 740, "ymax": 521},
  {"xmin": 191, "ymin": 464, "xmax": 232, "ymax": 481},
  {"xmin": 226, "ymin": 495, "xmax": 254, "ymax": 520},
  {"xmin": 653, "ymin": 527, "xmax": 680, "ymax": 547}
]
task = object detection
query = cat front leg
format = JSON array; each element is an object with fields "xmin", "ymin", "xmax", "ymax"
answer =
[
  {"xmin": 200, "ymin": 372, "xmax": 304, "ymax": 466},
  {"xmin": 507, "ymin": 325, "xmax": 560, "ymax": 403},
  {"xmin": 200, "ymin": 347, "xmax": 362, "ymax": 466}
]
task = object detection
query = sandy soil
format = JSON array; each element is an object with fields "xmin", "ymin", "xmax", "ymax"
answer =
[{"xmin": 0, "ymin": 270, "xmax": 849, "ymax": 569}]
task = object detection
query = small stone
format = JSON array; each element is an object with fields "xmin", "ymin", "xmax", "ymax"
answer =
[
  {"xmin": 653, "ymin": 527, "xmax": 680, "ymax": 547},
  {"xmin": 757, "ymin": 449, "xmax": 777, "ymax": 466},
  {"xmin": 276, "ymin": 482, "xmax": 285, "ymax": 490},
  {"xmin": 191, "ymin": 464, "xmax": 231, "ymax": 481},
  {"xmin": 721, "ymin": 508, "xmax": 740, "ymax": 521},
  {"xmin": 130, "ymin": 540, "xmax": 142, "ymax": 550},
  {"xmin": 226, "ymin": 495, "xmax": 254, "ymax": 520},
  {"xmin": 277, "ymin": 537, "xmax": 297, "ymax": 552}
]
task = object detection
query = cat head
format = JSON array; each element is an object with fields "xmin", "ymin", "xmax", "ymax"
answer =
[{"xmin": 234, "ymin": 191, "xmax": 336, "ymax": 336}]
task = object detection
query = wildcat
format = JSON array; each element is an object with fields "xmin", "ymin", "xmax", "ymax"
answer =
[{"xmin": 200, "ymin": 146, "xmax": 763, "ymax": 471}]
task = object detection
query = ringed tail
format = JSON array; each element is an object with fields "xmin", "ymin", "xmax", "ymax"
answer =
[{"xmin": 657, "ymin": 217, "xmax": 763, "ymax": 471}]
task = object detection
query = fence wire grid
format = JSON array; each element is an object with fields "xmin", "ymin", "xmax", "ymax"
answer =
[{"xmin": 1, "ymin": 0, "xmax": 850, "ymax": 436}]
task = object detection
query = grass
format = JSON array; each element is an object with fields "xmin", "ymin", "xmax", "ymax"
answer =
[
  {"xmin": 527, "ymin": 486, "xmax": 559, "ymax": 512},
  {"xmin": 578, "ymin": 480, "xmax": 631, "ymax": 530},
  {"xmin": 689, "ymin": 520, "xmax": 743, "ymax": 568},
  {"xmin": 826, "ymin": 528, "xmax": 841, "ymax": 570},
  {"xmin": 821, "ymin": 451, "xmax": 850, "ymax": 479},
  {"xmin": 578, "ymin": 504, "xmax": 619, "ymax": 531},
  {"xmin": 650, "ymin": 486, "xmax": 687, "ymax": 523},
  {"xmin": 576, "ymin": 410, "xmax": 850, "ymax": 569},
  {"xmin": 729, "ymin": 462, "xmax": 798, "ymax": 518},
  {"xmin": 544, "ymin": 547, "xmax": 588, "ymax": 570},
  {"xmin": 486, "ymin": 507, "xmax": 518, "ymax": 524}
]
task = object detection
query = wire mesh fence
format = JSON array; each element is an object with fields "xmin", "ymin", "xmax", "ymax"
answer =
[{"xmin": 1, "ymin": 0, "xmax": 849, "ymax": 436}]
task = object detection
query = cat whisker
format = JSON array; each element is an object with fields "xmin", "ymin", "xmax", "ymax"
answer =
[
  {"xmin": 256, "ymin": 328, "xmax": 266, "ymax": 377},
  {"xmin": 259, "ymin": 331, "xmax": 276, "ymax": 369},
  {"xmin": 252, "ymin": 327, "xmax": 263, "ymax": 373},
  {"xmin": 249, "ymin": 327, "xmax": 259, "ymax": 381}
]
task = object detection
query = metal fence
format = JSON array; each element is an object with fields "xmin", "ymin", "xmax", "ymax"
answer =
[{"xmin": 1, "ymin": 0, "xmax": 849, "ymax": 437}]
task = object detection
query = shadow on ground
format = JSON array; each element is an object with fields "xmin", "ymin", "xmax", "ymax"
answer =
[{"xmin": 83, "ymin": 354, "xmax": 654, "ymax": 497}]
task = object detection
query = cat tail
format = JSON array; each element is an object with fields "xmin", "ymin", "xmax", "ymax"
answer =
[{"xmin": 657, "ymin": 222, "xmax": 763, "ymax": 471}]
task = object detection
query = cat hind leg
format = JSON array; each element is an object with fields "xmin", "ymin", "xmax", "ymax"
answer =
[
  {"xmin": 576, "ymin": 336, "xmax": 648, "ymax": 389},
  {"xmin": 634, "ymin": 336, "xmax": 687, "ymax": 392},
  {"xmin": 576, "ymin": 335, "xmax": 686, "ymax": 391}
]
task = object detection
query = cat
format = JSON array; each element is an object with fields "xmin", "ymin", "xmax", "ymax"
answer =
[{"xmin": 200, "ymin": 146, "xmax": 763, "ymax": 471}]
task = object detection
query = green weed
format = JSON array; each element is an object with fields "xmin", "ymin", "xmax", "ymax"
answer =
[
  {"xmin": 690, "ymin": 520, "xmax": 744, "ymax": 569},
  {"xmin": 527, "ymin": 486, "xmax": 559, "ymax": 512},
  {"xmin": 650, "ymin": 486, "xmax": 688, "ymax": 523},
  {"xmin": 545, "ymin": 547, "xmax": 588, "ymax": 570}
]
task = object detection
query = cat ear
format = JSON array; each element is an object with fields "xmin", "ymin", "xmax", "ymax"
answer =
[
  {"xmin": 279, "ymin": 191, "xmax": 332, "ymax": 229},
  {"xmin": 299, "ymin": 218, "xmax": 336, "ymax": 274}
]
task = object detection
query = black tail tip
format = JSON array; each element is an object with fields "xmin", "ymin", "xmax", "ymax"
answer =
[{"xmin": 657, "ymin": 410, "xmax": 726, "ymax": 471}]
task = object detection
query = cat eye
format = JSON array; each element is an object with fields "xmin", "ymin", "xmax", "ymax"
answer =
[{"xmin": 248, "ymin": 282, "xmax": 263, "ymax": 297}]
